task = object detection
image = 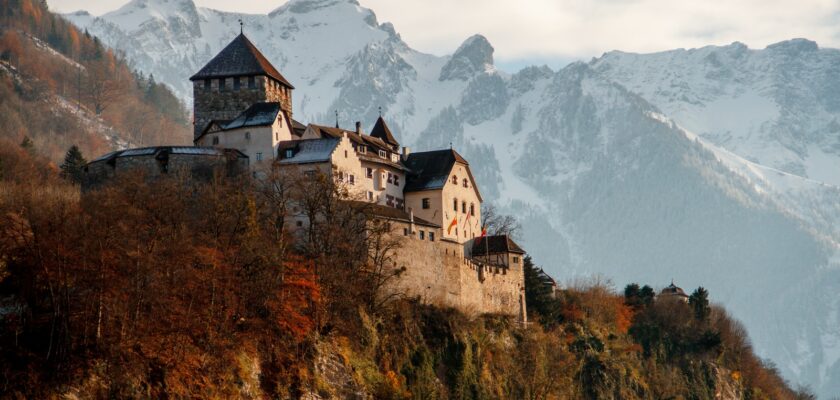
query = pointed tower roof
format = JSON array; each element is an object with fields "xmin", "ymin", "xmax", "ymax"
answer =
[
  {"xmin": 370, "ymin": 116, "xmax": 399, "ymax": 147},
  {"xmin": 190, "ymin": 33, "xmax": 294, "ymax": 88}
]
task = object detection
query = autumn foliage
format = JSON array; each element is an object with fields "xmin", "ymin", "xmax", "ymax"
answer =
[{"xmin": 0, "ymin": 0, "xmax": 190, "ymax": 164}]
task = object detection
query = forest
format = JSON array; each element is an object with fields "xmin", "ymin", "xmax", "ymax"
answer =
[
  {"xmin": 0, "ymin": 136, "xmax": 816, "ymax": 399},
  {"xmin": 0, "ymin": 0, "xmax": 190, "ymax": 164}
]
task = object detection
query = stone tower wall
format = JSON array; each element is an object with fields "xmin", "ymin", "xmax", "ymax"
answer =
[{"xmin": 193, "ymin": 75, "xmax": 292, "ymax": 138}]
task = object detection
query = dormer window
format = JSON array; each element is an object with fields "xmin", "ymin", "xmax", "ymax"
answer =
[
  {"xmin": 359, "ymin": 146, "xmax": 367, "ymax": 154},
  {"xmin": 379, "ymin": 150, "xmax": 387, "ymax": 158},
  {"xmin": 452, "ymin": 175, "xmax": 458, "ymax": 185},
  {"xmin": 285, "ymin": 149, "xmax": 293, "ymax": 158}
]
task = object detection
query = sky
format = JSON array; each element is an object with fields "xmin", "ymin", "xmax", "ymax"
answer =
[{"xmin": 47, "ymin": 0, "xmax": 840, "ymax": 70}]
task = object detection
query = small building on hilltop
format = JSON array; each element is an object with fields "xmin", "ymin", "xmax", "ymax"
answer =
[
  {"xmin": 659, "ymin": 281, "xmax": 690, "ymax": 302},
  {"xmin": 83, "ymin": 32, "xmax": 527, "ymax": 321}
]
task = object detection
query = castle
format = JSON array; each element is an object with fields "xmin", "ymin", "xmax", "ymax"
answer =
[{"xmin": 84, "ymin": 33, "xmax": 527, "ymax": 321}]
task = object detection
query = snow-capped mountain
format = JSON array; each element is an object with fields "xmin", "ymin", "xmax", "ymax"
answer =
[{"xmin": 65, "ymin": 0, "xmax": 840, "ymax": 396}]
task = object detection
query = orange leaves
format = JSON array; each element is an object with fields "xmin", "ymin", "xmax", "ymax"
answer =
[
  {"xmin": 272, "ymin": 256, "xmax": 320, "ymax": 341},
  {"xmin": 613, "ymin": 299, "xmax": 634, "ymax": 335}
]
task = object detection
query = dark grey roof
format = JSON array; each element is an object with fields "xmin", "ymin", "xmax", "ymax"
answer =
[
  {"xmin": 88, "ymin": 146, "xmax": 248, "ymax": 166},
  {"xmin": 278, "ymin": 138, "xmax": 339, "ymax": 165},
  {"xmin": 403, "ymin": 149, "xmax": 469, "ymax": 192},
  {"xmin": 307, "ymin": 124, "xmax": 407, "ymax": 171},
  {"xmin": 472, "ymin": 235, "xmax": 526, "ymax": 255},
  {"xmin": 370, "ymin": 116, "xmax": 399, "ymax": 147},
  {"xmin": 660, "ymin": 283, "xmax": 689, "ymax": 297},
  {"xmin": 190, "ymin": 34, "xmax": 294, "ymax": 88},
  {"xmin": 224, "ymin": 102, "xmax": 281, "ymax": 130}
]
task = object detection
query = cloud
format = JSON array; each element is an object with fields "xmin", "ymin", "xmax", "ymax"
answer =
[{"xmin": 47, "ymin": 0, "xmax": 840, "ymax": 63}]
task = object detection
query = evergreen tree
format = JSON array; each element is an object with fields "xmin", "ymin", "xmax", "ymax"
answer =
[
  {"xmin": 624, "ymin": 283, "xmax": 655, "ymax": 309},
  {"xmin": 60, "ymin": 145, "xmax": 87, "ymax": 184},
  {"xmin": 20, "ymin": 136, "xmax": 34, "ymax": 153},
  {"xmin": 689, "ymin": 287, "xmax": 711, "ymax": 322},
  {"xmin": 523, "ymin": 256, "xmax": 561, "ymax": 325}
]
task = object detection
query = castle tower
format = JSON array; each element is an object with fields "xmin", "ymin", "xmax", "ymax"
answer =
[{"xmin": 190, "ymin": 33, "xmax": 294, "ymax": 139}]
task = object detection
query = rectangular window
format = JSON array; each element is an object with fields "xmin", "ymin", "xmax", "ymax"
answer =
[
  {"xmin": 285, "ymin": 149, "xmax": 293, "ymax": 158},
  {"xmin": 366, "ymin": 168, "xmax": 373, "ymax": 178},
  {"xmin": 387, "ymin": 173, "xmax": 394, "ymax": 184},
  {"xmin": 359, "ymin": 146, "xmax": 367, "ymax": 154},
  {"xmin": 386, "ymin": 195, "xmax": 394, "ymax": 207},
  {"xmin": 304, "ymin": 170, "xmax": 316, "ymax": 178},
  {"xmin": 256, "ymin": 152, "xmax": 263, "ymax": 161},
  {"xmin": 470, "ymin": 204, "xmax": 475, "ymax": 216},
  {"xmin": 393, "ymin": 175, "xmax": 400, "ymax": 186},
  {"xmin": 462, "ymin": 202, "xmax": 466, "ymax": 213},
  {"xmin": 212, "ymin": 136, "xmax": 219, "ymax": 145},
  {"xmin": 453, "ymin": 198, "xmax": 458, "ymax": 212},
  {"xmin": 245, "ymin": 131, "xmax": 251, "ymax": 140},
  {"xmin": 422, "ymin": 198, "xmax": 430, "ymax": 209},
  {"xmin": 219, "ymin": 78, "xmax": 226, "ymax": 91},
  {"xmin": 338, "ymin": 171, "xmax": 344, "ymax": 182},
  {"xmin": 234, "ymin": 77, "xmax": 241, "ymax": 90},
  {"xmin": 349, "ymin": 174, "xmax": 355, "ymax": 185},
  {"xmin": 403, "ymin": 228, "xmax": 409, "ymax": 236},
  {"xmin": 429, "ymin": 232, "xmax": 435, "ymax": 241},
  {"xmin": 367, "ymin": 191, "xmax": 374, "ymax": 201},
  {"xmin": 248, "ymin": 76, "xmax": 256, "ymax": 89},
  {"xmin": 204, "ymin": 79, "xmax": 211, "ymax": 90},
  {"xmin": 463, "ymin": 179, "xmax": 468, "ymax": 188},
  {"xmin": 513, "ymin": 257, "xmax": 520, "ymax": 263},
  {"xmin": 344, "ymin": 150, "xmax": 348, "ymax": 158},
  {"xmin": 396, "ymin": 198, "xmax": 404, "ymax": 209},
  {"xmin": 379, "ymin": 150, "xmax": 387, "ymax": 158},
  {"xmin": 419, "ymin": 231, "xmax": 425, "ymax": 240}
]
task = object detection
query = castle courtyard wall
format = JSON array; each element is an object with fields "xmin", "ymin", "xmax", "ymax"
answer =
[{"xmin": 386, "ymin": 222, "xmax": 525, "ymax": 319}]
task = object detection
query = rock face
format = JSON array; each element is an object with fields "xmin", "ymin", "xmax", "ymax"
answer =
[
  {"xmin": 439, "ymin": 34, "xmax": 494, "ymax": 81},
  {"xmin": 66, "ymin": 1, "xmax": 840, "ymax": 396}
]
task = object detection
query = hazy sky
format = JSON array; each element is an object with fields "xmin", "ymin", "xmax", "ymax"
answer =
[{"xmin": 47, "ymin": 0, "xmax": 840, "ymax": 70}]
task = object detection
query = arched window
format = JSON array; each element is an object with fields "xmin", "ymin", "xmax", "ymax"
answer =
[{"xmin": 452, "ymin": 175, "xmax": 458, "ymax": 185}]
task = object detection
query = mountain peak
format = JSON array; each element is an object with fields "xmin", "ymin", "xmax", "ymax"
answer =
[
  {"xmin": 270, "ymin": 0, "xmax": 360, "ymax": 16},
  {"xmin": 765, "ymin": 38, "xmax": 818, "ymax": 54},
  {"xmin": 439, "ymin": 34, "xmax": 494, "ymax": 81}
]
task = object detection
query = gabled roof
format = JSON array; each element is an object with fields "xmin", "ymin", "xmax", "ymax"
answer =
[
  {"xmin": 472, "ymin": 235, "xmax": 526, "ymax": 256},
  {"xmin": 404, "ymin": 149, "xmax": 480, "ymax": 200},
  {"xmin": 291, "ymin": 119, "xmax": 307, "ymax": 137},
  {"xmin": 224, "ymin": 102, "xmax": 281, "ymax": 130},
  {"xmin": 277, "ymin": 138, "xmax": 340, "ymax": 165},
  {"xmin": 370, "ymin": 116, "xmax": 399, "ymax": 147},
  {"xmin": 190, "ymin": 34, "xmax": 294, "ymax": 88},
  {"xmin": 306, "ymin": 124, "xmax": 407, "ymax": 170}
]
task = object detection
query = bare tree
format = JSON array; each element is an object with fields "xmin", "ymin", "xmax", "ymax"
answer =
[{"xmin": 482, "ymin": 204, "xmax": 522, "ymax": 239}]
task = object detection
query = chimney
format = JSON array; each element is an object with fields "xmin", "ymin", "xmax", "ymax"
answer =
[
  {"xmin": 355, "ymin": 121, "xmax": 363, "ymax": 135},
  {"xmin": 409, "ymin": 209, "xmax": 415, "ymax": 233},
  {"xmin": 402, "ymin": 146, "xmax": 411, "ymax": 161}
]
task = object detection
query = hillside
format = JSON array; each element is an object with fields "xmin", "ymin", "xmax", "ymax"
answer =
[
  {"xmin": 60, "ymin": 1, "xmax": 840, "ymax": 395},
  {"xmin": 0, "ymin": 0, "xmax": 190, "ymax": 164},
  {"xmin": 0, "ymin": 150, "xmax": 806, "ymax": 398}
]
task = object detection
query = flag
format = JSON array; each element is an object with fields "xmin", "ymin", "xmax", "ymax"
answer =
[
  {"xmin": 447, "ymin": 216, "xmax": 458, "ymax": 234},
  {"xmin": 474, "ymin": 225, "xmax": 488, "ymax": 245}
]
